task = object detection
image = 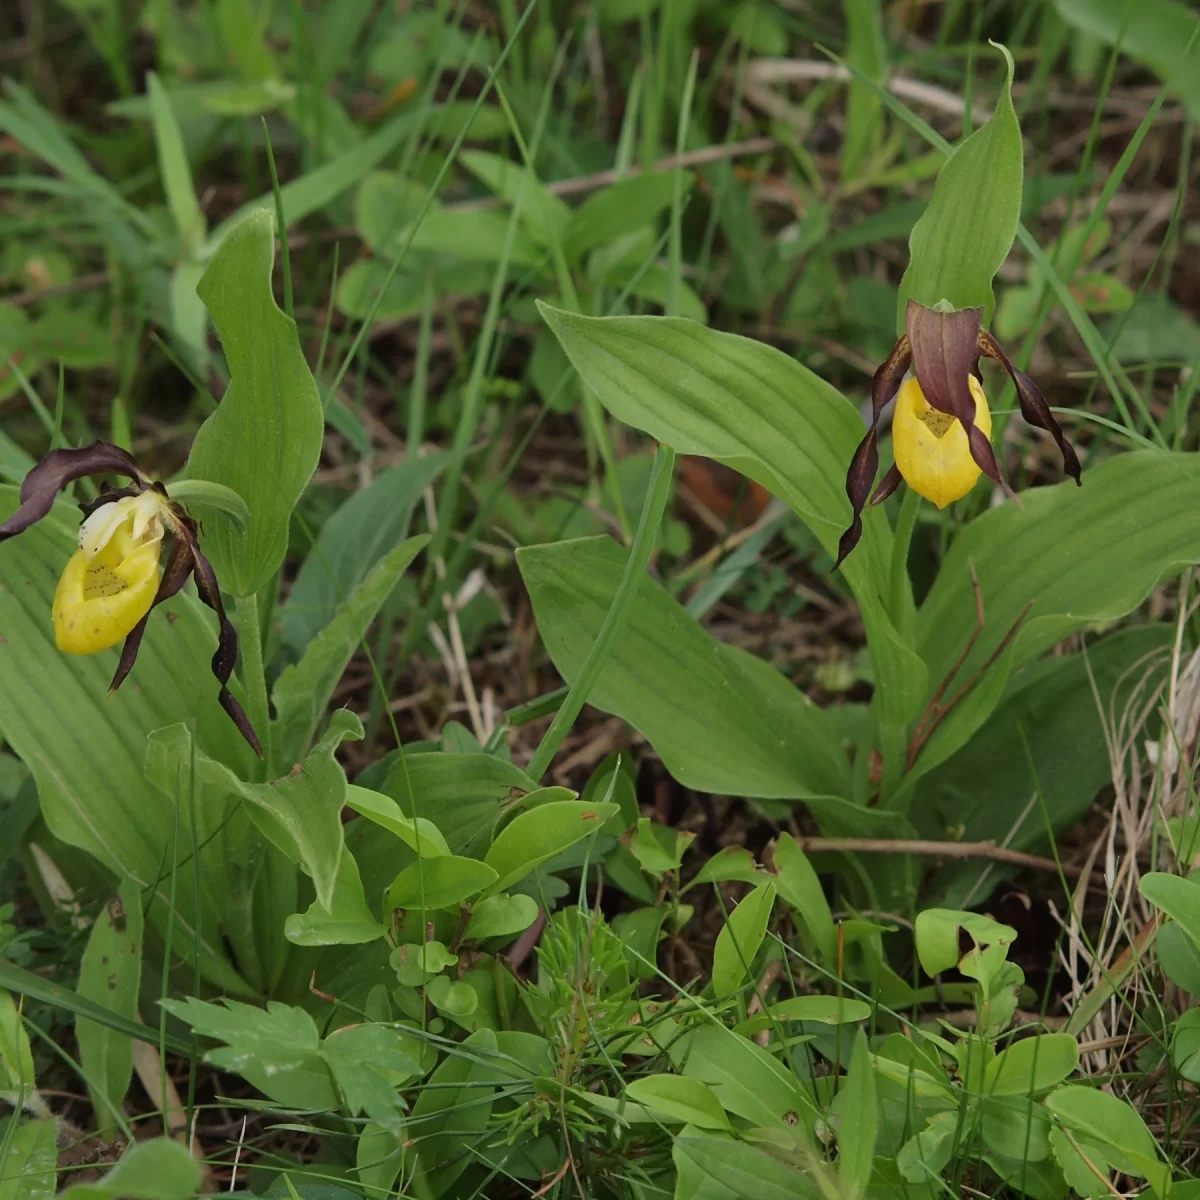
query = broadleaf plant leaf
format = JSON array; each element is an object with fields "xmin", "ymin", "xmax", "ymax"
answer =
[
  {"xmin": 382, "ymin": 753, "xmax": 540, "ymax": 858},
  {"xmin": 482, "ymin": 800, "xmax": 619, "ymax": 895},
  {"xmin": 897, "ymin": 42, "xmax": 1022, "ymax": 325},
  {"xmin": 712, "ymin": 882, "xmax": 776, "ymax": 998},
  {"xmin": 408, "ymin": 1028, "xmax": 501, "ymax": 1198},
  {"xmin": 58, "ymin": 1137, "xmax": 201, "ymax": 1200},
  {"xmin": 518, "ymin": 536, "xmax": 854, "ymax": 808},
  {"xmin": 146, "ymin": 711, "xmax": 363, "ymax": 914},
  {"xmin": 1054, "ymin": 0, "xmax": 1200, "ymax": 122},
  {"xmin": 187, "ymin": 209, "xmax": 324, "ymax": 596},
  {"xmin": 536, "ymin": 304, "xmax": 927, "ymax": 740},
  {"xmin": 272, "ymin": 535, "xmax": 429, "ymax": 769},
  {"xmin": 282, "ymin": 453, "xmax": 449, "ymax": 652},
  {"xmin": 286, "ymin": 850, "xmax": 386, "ymax": 947},
  {"xmin": 908, "ymin": 451, "xmax": 1200, "ymax": 799},
  {"xmin": 0, "ymin": 493, "xmax": 256, "ymax": 995}
]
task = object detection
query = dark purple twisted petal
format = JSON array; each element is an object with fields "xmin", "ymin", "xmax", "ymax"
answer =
[
  {"xmin": 978, "ymin": 328, "xmax": 1082, "ymax": 485},
  {"xmin": 906, "ymin": 302, "xmax": 1007, "ymax": 490},
  {"xmin": 869, "ymin": 463, "xmax": 905, "ymax": 507},
  {"xmin": 834, "ymin": 334, "xmax": 912, "ymax": 568},
  {"xmin": 189, "ymin": 536, "xmax": 263, "ymax": 757},
  {"xmin": 0, "ymin": 443, "xmax": 148, "ymax": 543},
  {"xmin": 108, "ymin": 534, "xmax": 195, "ymax": 695}
]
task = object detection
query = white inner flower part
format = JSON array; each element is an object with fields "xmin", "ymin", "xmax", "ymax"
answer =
[{"xmin": 78, "ymin": 492, "xmax": 166, "ymax": 559}]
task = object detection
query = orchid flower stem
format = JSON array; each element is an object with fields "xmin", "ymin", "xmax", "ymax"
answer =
[
  {"xmin": 234, "ymin": 593, "xmax": 271, "ymax": 778},
  {"xmin": 526, "ymin": 444, "xmax": 676, "ymax": 784},
  {"xmin": 878, "ymin": 487, "xmax": 922, "ymax": 805}
]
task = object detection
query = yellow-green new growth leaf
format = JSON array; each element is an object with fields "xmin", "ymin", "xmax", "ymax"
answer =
[
  {"xmin": 712, "ymin": 882, "xmax": 776, "ymax": 998},
  {"xmin": 625, "ymin": 1075, "xmax": 731, "ymax": 1131},
  {"xmin": 483, "ymin": 801, "xmax": 619, "ymax": 895},
  {"xmin": 188, "ymin": 209, "xmax": 323, "ymax": 596},
  {"xmin": 898, "ymin": 43, "xmax": 1022, "ymax": 327},
  {"xmin": 386, "ymin": 856, "xmax": 498, "ymax": 912},
  {"xmin": 344, "ymin": 784, "xmax": 450, "ymax": 857},
  {"xmin": 985, "ymin": 1033, "xmax": 1079, "ymax": 1096}
]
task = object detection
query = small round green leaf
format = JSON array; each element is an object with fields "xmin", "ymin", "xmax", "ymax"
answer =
[
  {"xmin": 712, "ymin": 882, "xmax": 776, "ymax": 999},
  {"xmin": 482, "ymin": 800, "xmax": 619, "ymax": 894},
  {"xmin": 427, "ymin": 976, "xmax": 478, "ymax": 1019},
  {"xmin": 390, "ymin": 941, "xmax": 456, "ymax": 986}
]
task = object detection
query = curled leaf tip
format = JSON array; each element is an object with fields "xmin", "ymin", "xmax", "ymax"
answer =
[{"xmin": 0, "ymin": 441, "xmax": 147, "ymax": 543}]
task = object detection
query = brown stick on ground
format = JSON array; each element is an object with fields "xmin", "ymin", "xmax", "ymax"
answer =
[{"xmin": 791, "ymin": 836, "xmax": 1088, "ymax": 881}]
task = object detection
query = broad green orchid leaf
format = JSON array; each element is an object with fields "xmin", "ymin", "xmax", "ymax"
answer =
[
  {"xmin": 536, "ymin": 305, "xmax": 927, "ymax": 736},
  {"xmin": 286, "ymin": 851, "xmax": 386, "ymax": 947},
  {"xmin": 147, "ymin": 711, "xmax": 362, "ymax": 915},
  {"xmin": 187, "ymin": 209, "xmax": 324, "ymax": 596},
  {"xmin": 272, "ymin": 535, "xmax": 429, "ymax": 769},
  {"xmin": 897, "ymin": 43, "xmax": 1022, "ymax": 326},
  {"xmin": 1054, "ymin": 0, "xmax": 1200, "ymax": 122},
  {"xmin": 282, "ymin": 452, "xmax": 447, "ymax": 652},
  {"xmin": 0, "ymin": 491, "xmax": 256, "ymax": 995},
  {"xmin": 518, "ymin": 536, "xmax": 860, "ymax": 816},
  {"xmin": 910, "ymin": 451, "xmax": 1200, "ymax": 796}
]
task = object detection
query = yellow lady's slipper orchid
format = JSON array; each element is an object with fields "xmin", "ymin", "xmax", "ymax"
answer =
[
  {"xmin": 892, "ymin": 375, "xmax": 992, "ymax": 510},
  {"xmin": 835, "ymin": 301, "xmax": 1081, "ymax": 566},
  {"xmin": 53, "ymin": 491, "xmax": 168, "ymax": 654},
  {"xmin": 0, "ymin": 442, "xmax": 260, "ymax": 755}
]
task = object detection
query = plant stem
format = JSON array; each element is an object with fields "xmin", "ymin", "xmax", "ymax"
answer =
[
  {"xmin": 876, "ymin": 487, "xmax": 921, "ymax": 803},
  {"xmin": 526, "ymin": 444, "xmax": 676, "ymax": 783},
  {"xmin": 235, "ymin": 593, "xmax": 272, "ymax": 777}
]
